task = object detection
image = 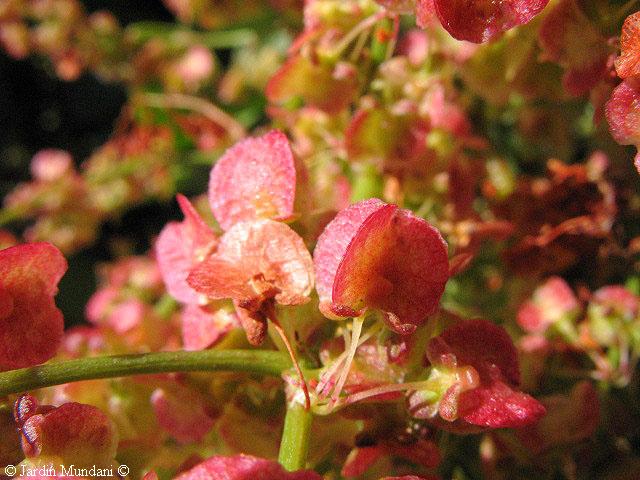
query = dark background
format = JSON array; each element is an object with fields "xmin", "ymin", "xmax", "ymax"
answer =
[{"xmin": 0, "ymin": 1, "xmax": 178, "ymax": 325}]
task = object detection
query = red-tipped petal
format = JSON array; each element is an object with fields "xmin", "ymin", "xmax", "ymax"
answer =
[
  {"xmin": 616, "ymin": 12, "xmax": 640, "ymax": 79},
  {"xmin": 174, "ymin": 454, "xmax": 322, "ymax": 480},
  {"xmin": 434, "ymin": 0, "xmax": 549, "ymax": 43},
  {"xmin": 333, "ymin": 207, "xmax": 449, "ymax": 332},
  {"xmin": 208, "ymin": 130, "xmax": 296, "ymax": 230}
]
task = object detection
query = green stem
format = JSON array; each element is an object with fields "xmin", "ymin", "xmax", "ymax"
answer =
[
  {"xmin": 0, "ymin": 350, "xmax": 291, "ymax": 397},
  {"xmin": 126, "ymin": 22, "xmax": 257, "ymax": 49},
  {"xmin": 278, "ymin": 403, "xmax": 313, "ymax": 472}
]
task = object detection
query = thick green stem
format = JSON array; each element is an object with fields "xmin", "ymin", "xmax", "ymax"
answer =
[
  {"xmin": 0, "ymin": 350, "xmax": 290, "ymax": 397},
  {"xmin": 278, "ymin": 403, "xmax": 313, "ymax": 471}
]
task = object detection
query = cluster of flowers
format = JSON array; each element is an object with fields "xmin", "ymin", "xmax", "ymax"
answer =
[{"xmin": 1, "ymin": 0, "xmax": 640, "ymax": 478}]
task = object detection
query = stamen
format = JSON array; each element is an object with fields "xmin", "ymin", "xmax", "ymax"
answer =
[
  {"xmin": 316, "ymin": 322, "xmax": 382, "ymax": 398},
  {"xmin": 330, "ymin": 315, "xmax": 365, "ymax": 405},
  {"xmin": 343, "ymin": 380, "xmax": 435, "ymax": 406}
]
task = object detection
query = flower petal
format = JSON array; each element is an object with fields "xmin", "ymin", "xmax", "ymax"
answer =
[
  {"xmin": 0, "ymin": 243, "xmax": 67, "ymax": 370},
  {"xmin": 174, "ymin": 454, "xmax": 322, "ymax": 480},
  {"xmin": 208, "ymin": 130, "xmax": 296, "ymax": 230},
  {"xmin": 434, "ymin": 0, "xmax": 549, "ymax": 43},
  {"xmin": 156, "ymin": 195, "xmax": 218, "ymax": 304},
  {"xmin": 615, "ymin": 12, "xmax": 640, "ymax": 79},
  {"xmin": 333, "ymin": 207, "xmax": 449, "ymax": 332}
]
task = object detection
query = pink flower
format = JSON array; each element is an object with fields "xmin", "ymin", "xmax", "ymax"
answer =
[
  {"xmin": 517, "ymin": 277, "xmax": 580, "ymax": 333},
  {"xmin": 174, "ymin": 455, "xmax": 322, "ymax": 480},
  {"xmin": 187, "ymin": 219, "xmax": 314, "ymax": 345}
]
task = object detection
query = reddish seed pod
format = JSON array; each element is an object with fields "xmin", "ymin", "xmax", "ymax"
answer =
[
  {"xmin": 0, "ymin": 242, "xmax": 67, "ymax": 371},
  {"xmin": 431, "ymin": 0, "xmax": 550, "ymax": 43},
  {"xmin": 314, "ymin": 199, "xmax": 449, "ymax": 334},
  {"xmin": 420, "ymin": 319, "xmax": 546, "ymax": 429}
]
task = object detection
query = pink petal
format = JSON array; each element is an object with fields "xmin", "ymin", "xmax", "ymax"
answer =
[
  {"xmin": 517, "ymin": 277, "xmax": 579, "ymax": 333},
  {"xmin": 174, "ymin": 454, "xmax": 322, "ymax": 480},
  {"xmin": 428, "ymin": 319, "xmax": 520, "ymax": 385},
  {"xmin": 181, "ymin": 304, "xmax": 239, "ymax": 351},
  {"xmin": 592, "ymin": 285, "xmax": 639, "ymax": 319},
  {"xmin": 208, "ymin": 130, "xmax": 296, "ymax": 230},
  {"xmin": 150, "ymin": 387, "xmax": 215, "ymax": 444},
  {"xmin": 17, "ymin": 397, "xmax": 118, "ymax": 468},
  {"xmin": 415, "ymin": 0, "xmax": 437, "ymax": 28},
  {"xmin": 605, "ymin": 77, "xmax": 640, "ymax": 146},
  {"xmin": 156, "ymin": 194, "xmax": 218, "ymax": 304},
  {"xmin": 434, "ymin": 0, "xmax": 550, "ymax": 43}
]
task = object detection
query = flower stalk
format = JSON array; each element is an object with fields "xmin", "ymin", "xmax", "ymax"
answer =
[
  {"xmin": 0, "ymin": 349, "xmax": 292, "ymax": 397},
  {"xmin": 278, "ymin": 403, "xmax": 313, "ymax": 472}
]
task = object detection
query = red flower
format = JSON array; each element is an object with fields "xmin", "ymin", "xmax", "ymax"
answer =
[
  {"xmin": 313, "ymin": 199, "xmax": 448, "ymax": 334},
  {"xmin": 409, "ymin": 319, "xmax": 546, "ymax": 429},
  {"xmin": 0, "ymin": 242, "xmax": 67, "ymax": 371},
  {"xmin": 430, "ymin": 0, "xmax": 549, "ymax": 43},
  {"xmin": 605, "ymin": 77, "xmax": 640, "ymax": 172},
  {"xmin": 14, "ymin": 394, "xmax": 118, "ymax": 469}
]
